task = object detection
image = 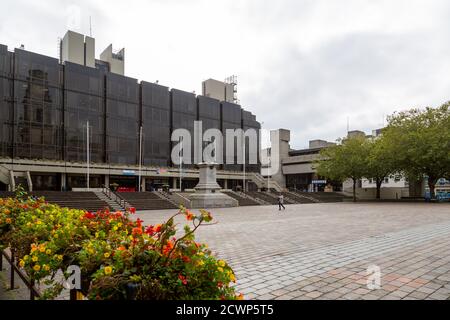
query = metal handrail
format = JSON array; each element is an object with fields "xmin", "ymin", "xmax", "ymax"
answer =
[{"xmin": 1, "ymin": 249, "xmax": 41, "ymax": 300}]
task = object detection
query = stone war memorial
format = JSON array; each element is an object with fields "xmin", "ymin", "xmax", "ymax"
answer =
[{"xmin": 189, "ymin": 162, "xmax": 238, "ymax": 208}]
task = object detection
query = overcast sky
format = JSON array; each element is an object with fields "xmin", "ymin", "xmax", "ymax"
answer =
[{"xmin": 1, "ymin": 0, "xmax": 449, "ymax": 149}]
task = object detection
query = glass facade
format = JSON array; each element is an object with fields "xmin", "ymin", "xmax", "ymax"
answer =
[
  {"xmin": 171, "ymin": 89, "xmax": 197, "ymax": 167},
  {"xmin": 141, "ymin": 81, "xmax": 171, "ymax": 167},
  {"xmin": 106, "ymin": 73, "xmax": 139, "ymax": 165},
  {"xmin": 198, "ymin": 96, "xmax": 221, "ymax": 162},
  {"xmin": 64, "ymin": 62, "xmax": 105, "ymax": 163},
  {"xmin": 0, "ymin": 44, "xmax": 260, "ymax": 173},
  {"xmin": 0, "ymin": 45, "xmax": 12, "ymax": 157},
  {"xmin": 13, "ymin": 49, "xmax": 62, "ymax": 160},
  {"xmin": 222, "ymin": 101, "xmax": 242, "ymax": 171},
  {"xmin": 242, "ymin": 110, "xmax": 261, "ymax": 173}
]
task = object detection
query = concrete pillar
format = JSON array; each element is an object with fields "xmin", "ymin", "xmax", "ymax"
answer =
[
  {"xmin": 224, "ymin": 179, "xmax": 228, "ymax": 190},
  {"xmin": 172, "ymin": 178, "xmax": 177, "ymax": 189},
  {"xmin": 61, "ymin": 173, "xmax": 67, "ymax": 191},
  {"xmin": 270, "ymin": 129, "xmax": 290, "ymax": 189},
  {"xmin": 141, "ymin": 176, "xmax": 146, "ymax": 192},
  {"xmin": 105, "ymin": 175, "xmax": 110, "ymax": 189}
]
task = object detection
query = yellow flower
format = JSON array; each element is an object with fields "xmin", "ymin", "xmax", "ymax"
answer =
[
  {"xmin": 57, "ymin": 255, "xmax": 63, "ymax": 261},
  {"xmin": 32, "ymin": 256, "xmax": 38, "ymax": 262},
  {"xmin": 19, "ymin": 260, "xmax": 25, "ymax": 268},
  {"xmin": 104, "ymin": 252, "xmax": 110, "ymax": 258},
  {"xmin": 88, "ymin": 248, "xmax": 95, "ymax": 254},
  {"xmin": 39, "ymin": 246, "xmax": 46, "ymax": 253},
  {"xmin": 104, "ymin": 266, "xmax": 113, "ymax": 275},
  {"xmin": 33, "ymin": 265, "xmax": 41, "ymax": 271},
  {"xmin": 198, "ymin": 252, "xmax": 204, "ymax": 256},
  {"xmin": 43, "ymin": 265, "xmax": 50, "ymax": 271},
  {"xmin": 118, "ymin": 222, "xmax": 123, "ymax": 227},
  {"xmin": 196, "ymin": 260, "xmax": 205, "ymax": 267},
  {"xmin": 217, "ymin": 267, "xmax": 224, "ymax": 273},
  {"xmin": 113, "ymin": 226, "xmax": 118, "ymax": 231},
  {"xmin": 230, "ymin": 273, "xmax": 236, "ymax": 282},
  {"xmin": 218, "ymin": 260, "xmax": 226, "ymax": 267},
  {"xmin": 24, "ymin": 255, "xmax": 29, "ymax": 261},
  {"xmin": 54, "ymin": 234, "xmax": 59, "ymax": 239},
  {"xmin": 46, "ymin": 249, "xmax": 52, "ymax": 255}
]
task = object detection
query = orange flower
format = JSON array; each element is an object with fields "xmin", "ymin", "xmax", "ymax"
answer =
[
  {"xmin": 163, "ymin": 240, "xmax": 174, "ymax": 255},
  {"xmin": 185, "ymin": 210, "xmax": 195, "ymax": 221}
]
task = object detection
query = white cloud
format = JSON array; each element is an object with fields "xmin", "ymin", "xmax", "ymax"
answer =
[{"xmin": 1, "ymin": 0, "xmax": 449, "ymax": 149}]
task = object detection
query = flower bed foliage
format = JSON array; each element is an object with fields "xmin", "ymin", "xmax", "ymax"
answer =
[{"xmin": 0, "ymin": 189, "xmax": 241, "ymax": 300}]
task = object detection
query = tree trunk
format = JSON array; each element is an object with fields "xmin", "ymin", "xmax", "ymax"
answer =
[
  {"xmin": 376, "ymin": 178, "xmax": 382, "ymax": 200},
  {"xmin": 428, "ymin": 180, "xmax": 436, "ymax": 200},
  {"xmin": 352, "ymin": 178, "xmax": 357, "ymax": 202}
]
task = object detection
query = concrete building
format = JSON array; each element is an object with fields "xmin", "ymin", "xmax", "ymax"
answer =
[
  {"xmin": 262, "ymin": 128, "xmax": 436, "ymax": 199},
  {"xmin": 0, "ymin": 30, "xmax": 261, "ymax": 192},
  {"xmin": 262, "ymin": 129, "xmax": 337, "ymax": 192},
  {"xmin": 202, "ymin": 78, "xmax": 235, "ymax": 103},
  {"xmin": 99, "ymin": 44, "xmax": 125, "ymax": 75},
  {"xmin": 60, "ymin": 30, "xmax": 95, "ymax": 68}
]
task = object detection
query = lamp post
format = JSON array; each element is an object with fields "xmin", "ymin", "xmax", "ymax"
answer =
[
  {"xmin": 138, "ymin": 126, "xmax": 143, "ymax": 192},
  {"xmin": 179, "ymin": 137, "xmax": 183, "ymax": 192},
  {"xmin": 86, "ymin": 121, "xmax": 90, "ymax": 191}
]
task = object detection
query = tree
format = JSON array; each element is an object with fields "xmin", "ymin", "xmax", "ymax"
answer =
[
  {"xmin": 382, "ymin": 103, "xmax": 450, "ymax": 199},
  {"xmin": 315, "ymin": 136, "xmax": 368, "ymax": 202},
  {"xmin": 364, "ymin": 136, "xmax": 397, "ymax": 199}
]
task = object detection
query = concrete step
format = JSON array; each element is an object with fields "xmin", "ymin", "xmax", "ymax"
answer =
[{"xmin": 94, "ymin": 192, "xmax": 123, "ymax": 211}]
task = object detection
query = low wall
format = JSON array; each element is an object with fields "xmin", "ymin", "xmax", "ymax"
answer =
[{"xmin": 343, "ymin": 187, "xmax": 409, "ymax": 200}]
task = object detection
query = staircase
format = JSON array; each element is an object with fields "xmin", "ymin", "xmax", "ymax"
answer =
[
  {"xmin": 222, "ymin": 190, "xmax": 261, "ymax": 206},
  {"xmin": 286, "ymin": 191, "xmax": 318, "ymax": 203},
  {"xmin": 95, "ymin": 191, "xmax": 123, "ymax": 211},
  {"xmin": 154, "ymin": 191, "xmax": 179, "ymax": 207},
  {"xmin": 249, "ymin": 172, "xmax": 284, "ymax": 192}
]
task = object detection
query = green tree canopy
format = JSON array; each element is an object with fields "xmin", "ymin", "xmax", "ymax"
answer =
[
  {"xmin": 382, "ymin": 102, "xmax": 450, "ymax": 198},
  {"xmin": 315, "ymin": 136, "xmax": 368, "ymax": 202}
]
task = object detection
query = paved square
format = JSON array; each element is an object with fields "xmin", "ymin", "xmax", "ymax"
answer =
[{"xmin": 137, "ymin": 202, "xmax": 450, "ymax": 300}]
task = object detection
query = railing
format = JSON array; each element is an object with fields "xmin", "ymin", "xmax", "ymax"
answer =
[
  {"xmin": 1, "ymin": 249, "xmax": 40, "ymax": 300},
  {"xmin": 1, "ymin": 249, "xmax": 84, "ymax": 300},
  {"xmin": 102, "ymin": 187, "xmax": 128, "ymax": 209}
]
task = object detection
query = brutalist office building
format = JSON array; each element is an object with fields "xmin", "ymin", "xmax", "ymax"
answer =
[{"xmin": 0, "ymin": 30, "xmax": 260, "ymax": 192}]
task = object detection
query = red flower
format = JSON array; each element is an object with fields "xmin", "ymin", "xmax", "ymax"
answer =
[
  {"xmin": 84, "ymin": 212, "xmax": 95, "ymax": 219},
  {"xmin": 129, "ymin": 207, "xmax": 136, "ymax": 214},
  {"xmin": 217, "ymin": 282, "xmax": 223, "ymax": 288},
  {"xmin": 178, "ymin": 274, "xmax": 188, "ymax": 285},
  {"xmin": 154, "ymin": 224, "xmax": 162, "ymax": 233},
  {"xmin": 145, "ymin": 225, "xmax": 155, "ymax": 236},
  {"xmin": 182, "ymin": 256, "xmax": 190, "ymax": 263},
  {"xmin": 136, "ymin": 218, "xmax": 143, "ymax": 228}
]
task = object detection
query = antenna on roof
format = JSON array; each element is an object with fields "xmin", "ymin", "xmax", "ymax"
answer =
[{"xmin": 89, "ymin": 16, "xmax": 92, "ymax": 37}]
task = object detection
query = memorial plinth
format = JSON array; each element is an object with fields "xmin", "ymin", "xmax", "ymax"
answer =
[{"xmin": 189, "ymin": 162, "xmax": 238, "ymax": 208}]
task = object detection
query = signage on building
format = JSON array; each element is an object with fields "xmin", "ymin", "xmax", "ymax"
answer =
[
  {"xmin": 312, "ymin": 180, "xmax": 327, "ymax": 185},
  {"xmin": 122, "ymin": 170, "xmax": 136, "ymax": 176},
  {"xmin": 156, "ymin": 168, "xmax": 168, "ymax": 175}
]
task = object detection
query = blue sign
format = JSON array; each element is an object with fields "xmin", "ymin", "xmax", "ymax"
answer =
[
  {"xmin": 312, "ymin": 180, "xmax": 327, "ymax": 185},
  {"xmin": 122, "ymin": 170, "xmax": 136, "ymax": 176}
]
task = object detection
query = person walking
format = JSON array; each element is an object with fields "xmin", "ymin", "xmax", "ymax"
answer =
[{"xmin": 278, "ymin": 194, "xmax": 286, "ymax": 211}]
